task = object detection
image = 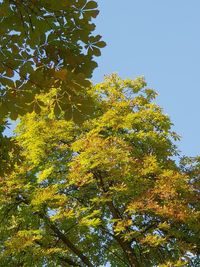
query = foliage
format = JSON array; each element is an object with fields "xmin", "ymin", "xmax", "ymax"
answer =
[
  {"xmin": 0, "ymin": 0, "xmax": 105, "ymax": 121},
  {"xmin": 0, "ymin": 75, "xmax": 199, "ymax": 266},
  {"xmin": 0, "ymin": 121, "xmax": 20, "ymax": 175}
]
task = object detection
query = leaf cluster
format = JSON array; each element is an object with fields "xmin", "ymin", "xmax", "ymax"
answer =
[{"xmin": 0, "ymin": 0, "xmax": 106, "ymax": 120}]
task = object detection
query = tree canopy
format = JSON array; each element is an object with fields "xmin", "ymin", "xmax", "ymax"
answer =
[
  {"xmin": 0, "ymin": 75, "xmax": 199, "ymax": 266},
  {"xmin": 0, "ymin": 1, "xmax": 200, "ymax": 266},
  {"xmin": 0, "ymin": 0, "xmax": 105, "ymax": 121}
]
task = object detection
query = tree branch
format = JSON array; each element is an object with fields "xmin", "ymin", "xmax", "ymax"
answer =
[
  {"xmin": 38, "ymin": 212, "xmax": 93, "ymax": 267},
  {"xmin": 93, "ymin": 170, "xmax": 138, "ymax": 267}
]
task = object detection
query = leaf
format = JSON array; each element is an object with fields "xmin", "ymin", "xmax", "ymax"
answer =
[
  {"xmin": 85, "ymin": 1, "xmax": 98, "ymax": 9},
  {"xmin": 92, "ymin": 47, "xmax": 101, "ymax": 57},
  {"xmin": 5, "ymin": 68, "xmax": 14, "ymax": 78},
  {"xmin": 95, "ymin": 41, "xmax": 106, "ymax": 48},
  {"xmin": 54, "ymin": 69, "xmax": 68, "ymax": 81}
]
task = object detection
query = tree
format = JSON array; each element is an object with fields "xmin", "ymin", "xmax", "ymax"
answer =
[
  {"xmin": 0, "ymin": 75, "xmax": 199, "ymax": 266},
  {"xmin": 0, "ymin": 0, "xmax": 105, "ymax": 121}
]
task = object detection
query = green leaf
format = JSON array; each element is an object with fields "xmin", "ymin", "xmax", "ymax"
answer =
[{"xmin": 85, "ymin": 1, "xmax": 98, "ymax": 9}]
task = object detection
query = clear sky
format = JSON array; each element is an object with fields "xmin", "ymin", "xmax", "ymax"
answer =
[{"xmin": 93, "ymin": 0, "xmax": 200, "ymax": 157}]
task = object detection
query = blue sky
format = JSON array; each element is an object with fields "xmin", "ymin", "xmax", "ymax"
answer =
[{"xmin": 93, "ymin": 0, "xmax": 200, "ymax": 157}]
